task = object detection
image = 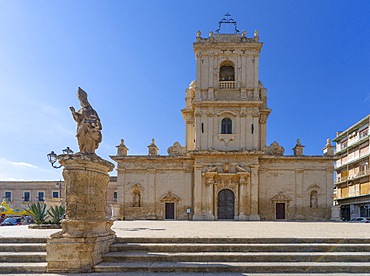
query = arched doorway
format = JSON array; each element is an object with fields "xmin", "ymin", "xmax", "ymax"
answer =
[{"xmin": 217, "ymin": 189, "xmax": 235, "ymax": 220}]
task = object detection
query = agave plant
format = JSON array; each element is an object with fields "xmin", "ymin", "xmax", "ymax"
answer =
[
  {"xmin": 27, "ymin": 202, "xmax": 48, "ymax": 225},
  {"xmin": 47, "ymin": 205, "xmax": 65, "ymax": 224}
]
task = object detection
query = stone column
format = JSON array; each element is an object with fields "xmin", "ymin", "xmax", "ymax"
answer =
[
  {"xmin": 259, "ymin": 114, "xmax": 268, "ymax": 152},
  {"xmin": 193, "ymin": 165, "xmax": 203, "ymax": 220},
  {"xmin": 238, "ymin": 172, "xmax": 249, "ymax": 220},
  {"xmin": 204, "ymin": 172, "xmax": 216, "ymax": 220},
  {"xmin": 47, "ymin": 154, "xmax": 115, "ymax": 273},
  {"xmin": 249, "ymin": 165, "xmax": 260, "ymax": 220},
  {"xmin": 252, "ymin": 112, "xmax": 260, "ymax": 150}
]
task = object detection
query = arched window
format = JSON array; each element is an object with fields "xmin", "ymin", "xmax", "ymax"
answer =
[
  {"xmin": 219, "ymin": 65, "xmax": 235, "ymax": 81},
  {"xmin": 221, "ymin": 118, "xmax": 232, "ymax": 134}
]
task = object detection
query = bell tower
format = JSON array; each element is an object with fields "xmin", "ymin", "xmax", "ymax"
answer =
[{"xmin": 182, "ymin": 14, "xmax": 271, "ymax": 152}]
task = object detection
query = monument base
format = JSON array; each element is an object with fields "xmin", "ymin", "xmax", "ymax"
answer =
[
  {"xmin": 46, "ymin": 153, "xmax": 115, "ymax": 273},
  {"xmin": 46, "ymin": 231, "xmax": 115, "ymax": 273}
]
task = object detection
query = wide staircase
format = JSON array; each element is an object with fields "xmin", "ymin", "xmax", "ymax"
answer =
[
  {"xmin": 0, "ymin": 237, "xmax": 47, "ymax": 273},
  {"xmin": 95, "ymin": 237, "xmax": 370, "ymax": 274},
  {"xmin": 1, "ymin": 236, "xmax": 370, "ymax": 274}
]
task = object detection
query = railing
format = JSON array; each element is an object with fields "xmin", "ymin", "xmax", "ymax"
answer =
[
  {"xmin": 219, "ymin": 81, "xmax": 235, "ymax": 90},
  {"xmin": 335, "ymin": 152, "xmax": 370, "ymax": 169}
]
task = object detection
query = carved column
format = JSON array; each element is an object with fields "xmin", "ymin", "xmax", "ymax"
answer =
[
  {"xmin": 193, "ymin": 165, "xmax": 203, "ymax": 220},
  {"xmin": 249, "ymin": 164, "xmax": 260, "ymax": 220},
  {"xmin": 207, "ymin": 110, "xmax": 214, "ymax": 149},
  {"xmin": 196, "ymin": 53, "xmax": 201, "ymax": 89},
  {"xmin": 259, "ymin": 114, "xmax": 268, "ymax": 152},
  {"xmin": 195, "ymin": 111, "xmax": 202, "ymax": 150},
  {"xmin": 204, "ymin": 172, "xmax": 216, "ymax": 220},
  {"xmin": 47, "ymin": 154, "xmax": 115, "ymax": 273},
  {"xmin": 252, "ymin": 111, "xmax": 260, "ymax": 150},
  {"xmin": 240, "ymin": 109, "xmax": 247, "ymax": 150},
  {"xmin": 238, "ymin": 172, "xmax": 249, "ymax": 220}
]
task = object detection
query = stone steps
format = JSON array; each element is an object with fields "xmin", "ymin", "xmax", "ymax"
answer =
[
  {"xmin": 103, "ymin": 251, "xmax": 370, "ymax": 263},
  {"xmin": 109, "ymin": 242, "xmax": 370, "ymax": 253},
  {"xmin": 0, "ymin": 237, "xmax": 47, "ymax": 273},
  {"xmin": 94, "ymin": 261, "xmax": 370, "ymax": 273},
  {"xmin": 95, "ymin": 237, "xmax": 370, "ymax": 274}
]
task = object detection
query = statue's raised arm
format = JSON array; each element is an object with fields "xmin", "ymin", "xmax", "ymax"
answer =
[{"xmin": 70, "ymin": 87, "xmax": 102, "ymax": 154}]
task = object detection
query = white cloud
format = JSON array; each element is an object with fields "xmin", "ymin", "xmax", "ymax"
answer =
[
  {"xmin": 0, "ymin": 157, "xmax": 38, "ymax": 169},
  {"xmin": 8, "ymin": 161, "xmax": 38, "ymax": 169}
]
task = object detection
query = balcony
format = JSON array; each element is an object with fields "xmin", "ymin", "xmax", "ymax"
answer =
[
  {"xmin": 219, "ymin": 81, "xmax": 235, "ymax": 90},
  {"xmin": 335, "ymin": 171, "xmax": 369, "ymax": 185},
  {"xmin": 335, "ymin": 152, "xmax": 370, "ymax": 170},
  {"xmin": 336, "ymin": 133, "xmax": 369, "ymax": 155}
]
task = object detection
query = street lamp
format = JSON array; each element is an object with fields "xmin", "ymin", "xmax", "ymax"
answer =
[{"xmin": 47, "ymin": 147, "xmax": 74, "ymax": 169}]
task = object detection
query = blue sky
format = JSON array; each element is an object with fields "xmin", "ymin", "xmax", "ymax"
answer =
[{"xmin": 0, "ymin": 1, "xmax": 369, "ymax": 181}]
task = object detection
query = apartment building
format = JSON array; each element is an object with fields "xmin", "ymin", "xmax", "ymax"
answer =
[
  {"xmin": 334, "ymin": 114, "xmax": 370, "ymax": 220},
  {"xmin": 0, "ymin": 177, "xmax": 118, "ymax": 218}
]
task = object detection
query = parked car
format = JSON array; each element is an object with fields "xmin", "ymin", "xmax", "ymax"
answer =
[
  {"xmin": 0, "ymin": 217, "xmax": 23, "ymax": 226},
  {"xmin": 350, "ymin": 217, "xmax": 370, "ymax": 223}
]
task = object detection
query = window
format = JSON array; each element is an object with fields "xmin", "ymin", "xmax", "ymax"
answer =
[
  {"xmin": 113, "ymin": 191, "xmax": 117, "ymax": 202},
  {"xmin": 4, "ymin": 191, "xmax": 11, "ymax": 202},
  {"xmin": 38, "ymin": 192, "xmax": 44, "ymax": 202},
  {"xmin": 52, "ymin": 191, "xmax": 59, "ymax": 198},
  {"xmin": 219, "ymin": 65, "xmax": 235, "ymax": 81},
  {"xmin": 360, "ymin": 128, "xmax": 368, "ymax": 139},
  {"xmin": 23, "ymin": 191, "xmax": 30, "ymax": 202},
  {"xmin": 221, "ymin": 118, "xmax": 232, "ymax": 134}
]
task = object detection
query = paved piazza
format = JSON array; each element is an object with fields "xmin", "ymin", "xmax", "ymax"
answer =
[{"xmin": 0, "ymin": 220, "xmax": 369, "ymax": 239}]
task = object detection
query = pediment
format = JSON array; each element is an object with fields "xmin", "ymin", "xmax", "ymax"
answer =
[
  {"xmin": 271, "ymin": 192, "xmax": 291, "ymax": 202},
  {"xmin": 160, "ymin": 191, "xmax": 180, "ymax": 203},
  {"xmin": 130, "ymin": 183, "xmax": 144, "ymax": 193},
  {"xmin": 307, "ymin": 184, "xmax": 321, "ymax": 191}
]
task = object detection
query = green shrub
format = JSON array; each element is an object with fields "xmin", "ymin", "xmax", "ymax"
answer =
[
  {"xmin": 47, "ymin": 205, "xmax": 65, "ymax": 224},
  {"xmin": 27, "ymin": 202, "xmax": 48, "ymax": 225}
]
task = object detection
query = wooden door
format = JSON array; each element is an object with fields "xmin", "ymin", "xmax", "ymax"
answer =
[
  {"xmin": 165, "ymin": 203, "xmax": 175, "ymax": 219},
  {"xmin": 276, "ymin": 203, "xmax": 285, "ymax": 219},
  {"xmin": 217, "ymin": 189, "xmax": 235, "ymax": 220}
]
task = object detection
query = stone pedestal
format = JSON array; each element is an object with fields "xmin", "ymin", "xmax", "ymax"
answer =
[{"xmin": 46, "ymin": 154, "xmax": 115, "ymax": 273}]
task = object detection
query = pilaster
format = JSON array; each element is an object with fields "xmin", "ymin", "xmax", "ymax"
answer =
[
  {"xmin": 193, "ymin": 165, "xmax": 203, "ymax": 220},
  {"xmin": 249, "ymin": 164, "xmax": 260, "ymax": 220},
  {"xmin": 147, "ymin": 168, "xmax": 157, "ymax": 219},
  {"xmin": 294, "ymin": 169, "xmax": 304, "ymax": 220}
]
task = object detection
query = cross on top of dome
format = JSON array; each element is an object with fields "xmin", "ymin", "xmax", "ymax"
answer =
[{"xmin": 215, "ymin": 13, "xmax": 240, "ymax": 34}]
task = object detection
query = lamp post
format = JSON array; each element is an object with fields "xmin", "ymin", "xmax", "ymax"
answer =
[{"xmin": 47, "ymin": 147, "xmax": 74, "ymax": 169}]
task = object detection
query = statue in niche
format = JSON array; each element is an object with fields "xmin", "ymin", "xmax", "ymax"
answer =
[
  {"xmin": 70, "ymin": 87, "xmax": 102, "ymax": 154},
  {"xmin": 133, "ymin": 191, "xmax": 141, "ymax": 207},
  {"xmin": 310, "ymin": 191, "xmax": 318, "ymax": 208}
]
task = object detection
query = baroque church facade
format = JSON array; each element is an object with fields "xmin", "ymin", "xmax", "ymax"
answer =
[{"xmin": 110, "ymin": 23, "xmax": 335, "ymax": 221}]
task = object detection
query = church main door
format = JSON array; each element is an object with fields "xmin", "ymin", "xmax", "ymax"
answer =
[{"xmin": 217, "ymin": 189, "xmax": 235, "ymax": 220}]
